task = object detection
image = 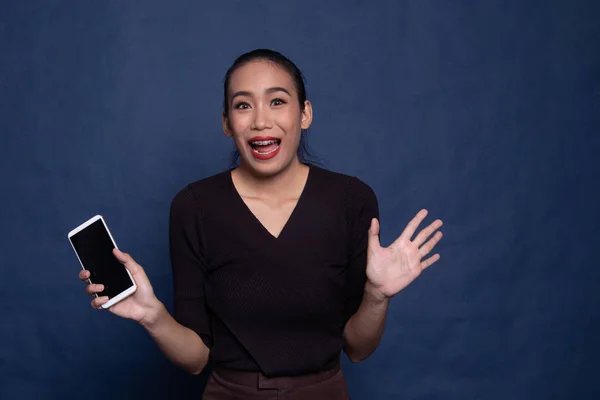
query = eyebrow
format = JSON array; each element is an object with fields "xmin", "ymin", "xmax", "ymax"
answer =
[{"xmin": 231, "ymin": 87, "xmax": 292, "ymax": 101}]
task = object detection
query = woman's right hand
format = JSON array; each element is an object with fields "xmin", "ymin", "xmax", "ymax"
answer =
[{"xmin": 78, "ymin": 248, "xmax": 164, "ymax": 325}]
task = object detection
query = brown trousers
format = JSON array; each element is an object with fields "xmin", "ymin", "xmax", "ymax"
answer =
[{"xmin": 202, "ymin": 363, "xmax": 350, "ymax": 400}]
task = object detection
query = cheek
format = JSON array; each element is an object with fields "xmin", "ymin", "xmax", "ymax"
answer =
[
  {"xmin": 277, "ymin": 109, "xmax": 303, "ymax": 131},
  {"xmin": 228, "ymin": 114, "xmax": 251, "ymax": 134}
]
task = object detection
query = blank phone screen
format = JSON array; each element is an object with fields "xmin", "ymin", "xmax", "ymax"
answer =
[{"xmin": 70, "ymin": 219, "xmax": 133, "ymax": 299}]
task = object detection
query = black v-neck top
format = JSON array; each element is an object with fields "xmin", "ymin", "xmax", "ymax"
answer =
[{"xmin": 169, "ymin": 164, "xmax": 379, "ymax": 377}]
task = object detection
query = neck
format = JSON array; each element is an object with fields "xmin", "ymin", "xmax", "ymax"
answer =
[{"xmin": 234, "ymin": 158, "xmax": 309, "ymax": 199}]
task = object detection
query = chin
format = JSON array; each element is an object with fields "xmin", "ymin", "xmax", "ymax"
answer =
[{"xmin": 241, "ymin": 154, "xmax": 295, "ymax": 177}]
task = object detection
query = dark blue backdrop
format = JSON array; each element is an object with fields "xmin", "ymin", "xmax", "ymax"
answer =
[{"xmin": 1, "ymin": 1, "xmax": 599, "ymax": 399}]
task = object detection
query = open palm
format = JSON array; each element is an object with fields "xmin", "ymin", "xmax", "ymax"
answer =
[{"xmin": 366, "ymin": 209, "xmax": 443, "ymax": 299}]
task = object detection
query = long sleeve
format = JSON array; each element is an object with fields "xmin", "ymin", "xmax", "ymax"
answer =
[
  {"xmin": 343, "ymin": 177, "xmax": 380, "ymax": 323},
  {"xmin": 169, "ymin": 187, "xmax": 213, "ymax": 348}
]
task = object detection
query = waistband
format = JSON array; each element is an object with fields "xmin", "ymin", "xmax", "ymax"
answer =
[{"xmin": 212, "ymin": 362, "xmax": 341, "ymax": 390}]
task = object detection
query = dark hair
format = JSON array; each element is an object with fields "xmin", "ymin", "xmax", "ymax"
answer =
[{"xmin": 223, "ymin": 49, "xmax": 324, "ymax": 169}]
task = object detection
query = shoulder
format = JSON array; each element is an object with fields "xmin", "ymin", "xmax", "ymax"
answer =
[
  {"xmin": 171, "ymin": 169, "xmax": 231, "ymax": 214},
  {"xmin": 309, "ymin": 165, "xmax": 378, "ymax": 219},
  {"xmin": 311, "ymin": 165, "xmax": 377, "ymax": 202}
]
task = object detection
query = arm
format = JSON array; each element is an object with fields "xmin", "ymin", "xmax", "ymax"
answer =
[
  {"xmin": 137, "ymin": 185, "xmax": 215, "ymax": 374},
  {"xmin": 343, "ymin": 282, "xmax": 390, "ymax": 362},
  {"xmin": 140, "ymin": 300, "xmax": 210, "ymax": 375},
  {"xmin": 345, "ymin": 209, "xmax": 444, "ymax": 362},
  {"xmin": 342, "ymin": 178, "xmax": 384, "ymax": 363},
  {"xmin": 340, "ymin": 180, "xmax": 444, "ymax": 363},
  {"xmin": 166, "ymin": 186, "xmax": 215, "ymax": 373},
  {"xmin": 81, "ymin": 250, "xmax": 210, "ymax": 375}
]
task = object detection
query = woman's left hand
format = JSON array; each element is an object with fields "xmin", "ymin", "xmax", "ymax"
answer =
[{"xmin": 365, "ymin": 209, "xmax": 443, "ymax": 301}]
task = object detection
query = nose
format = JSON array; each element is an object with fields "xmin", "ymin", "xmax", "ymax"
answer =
[{"xmin": 251, "ymin": 105, "xmax": 272, "ymax": 130}]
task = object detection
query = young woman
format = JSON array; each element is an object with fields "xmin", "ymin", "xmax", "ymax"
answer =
[{"xmin": 78, "ymin": 49, "xmax": 443, "ymax": 399}]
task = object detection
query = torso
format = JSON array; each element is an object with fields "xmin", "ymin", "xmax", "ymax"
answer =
[{"xmin": 171, "ymin": 163, "xmax": 379, "ymax": 376}]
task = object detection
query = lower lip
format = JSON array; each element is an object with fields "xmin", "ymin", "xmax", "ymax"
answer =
[{"xmin": 249, "ymin": 143, "xmax": 281, "ymax": 160}]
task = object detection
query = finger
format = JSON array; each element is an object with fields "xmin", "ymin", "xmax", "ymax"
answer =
[
  {"xmin": 413, "ymin": 219, "xmax": 443, "ymax": 247},
  {"xmin": 91, "ymin": 296, "xmax": 109, "ymax": 310},
  {"xmin": 419, "ymin": 231, "xmax": 443, "ymax": 258},
  {"xmin": 86, "ymin": 284, "xmax": 105, "ymax": 296},
  {"xmin": 113, "ymin": 249, "xmax": 147, "ymax": 287},
  {"xmin": 113, "ymin": 247, "xmax": 133, "ymax": 265},
  {"xmin": 397, "ymin": 209, "xmax": 428, "ymax": 244},
  {"xmin": 79, "ymin": 269, "xmax": 91, "ymax": 282},
  {"xmin": 113, "ymin": 248, "xmax": 141, "ymax": 275},
  {"xmin": 367, "ymin": 218, "xmax": 382, "ymax": 252},
  {"xmin": 421, "ymin": 253, "xmax": 440, "ymax": 270}
]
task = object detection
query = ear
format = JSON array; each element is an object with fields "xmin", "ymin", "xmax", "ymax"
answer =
[
  {"xmin": 222, "ymin": 112, "xmax": 233, "ymax": 137},
  {"xmin": 301, "ymin": 100, "xmax": 313, "ymax": 130}
]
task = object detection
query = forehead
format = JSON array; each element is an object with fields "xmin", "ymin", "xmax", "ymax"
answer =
[{"xmin": 228, "ymin": 60, "xmax": 296, "ymax": 96}]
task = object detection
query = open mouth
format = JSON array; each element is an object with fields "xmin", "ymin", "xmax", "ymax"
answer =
[{"xmin": 248, "ymin": 138, "xmax": 281, "ymax": 155}]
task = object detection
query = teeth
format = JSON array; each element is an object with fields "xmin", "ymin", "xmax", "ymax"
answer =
[{"xmin": 250, "ymin": 140, "xmax": 279, "ymax": 145}]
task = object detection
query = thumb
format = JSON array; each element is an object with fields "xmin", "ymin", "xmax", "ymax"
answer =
[
  {"xmin": 368, "ymin": 218, "xmax": 381, "ymax": 251},
  {"xmin": 113, "ymin": 248, "xmax": 144, "ymax": 277}
]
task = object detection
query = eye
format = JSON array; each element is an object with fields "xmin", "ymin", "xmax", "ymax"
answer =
[
  {"xmin": 234, "ymin": 102, "xmax": 251, "ymax": 110},
  {"xmin": 271, "ymin": 98, "xmax": 286, "ymax": 106}
]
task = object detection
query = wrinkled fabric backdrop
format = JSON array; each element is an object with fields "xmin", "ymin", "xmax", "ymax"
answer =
[{"xmin": 1, "ymin": 1, "xmax": 599, "ymax": 399}]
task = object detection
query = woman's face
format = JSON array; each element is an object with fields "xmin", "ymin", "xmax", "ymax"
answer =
[{"xmin": 223, "ymin": 60, "xmax": 312, "ymax": 176}]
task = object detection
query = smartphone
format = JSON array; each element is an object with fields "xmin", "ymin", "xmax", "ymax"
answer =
[{"xmin": 68, "ymin": 215, "xmax": 137, "ymax": 309}]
